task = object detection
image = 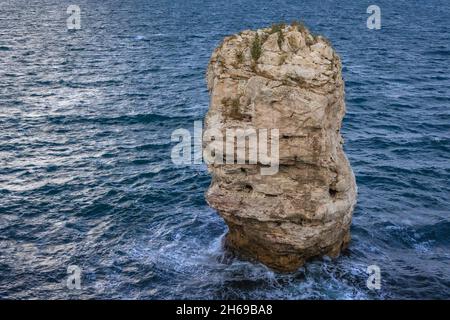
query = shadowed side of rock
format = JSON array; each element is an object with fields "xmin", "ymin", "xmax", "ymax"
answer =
[{"xmin": 204, "ymin": 23, "xmax": 357, "ymax": 272}]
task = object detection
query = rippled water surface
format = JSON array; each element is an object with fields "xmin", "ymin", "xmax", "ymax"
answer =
[{"xmin": 0, "ymin": 0, "xmax": 449, "ymax": 299}]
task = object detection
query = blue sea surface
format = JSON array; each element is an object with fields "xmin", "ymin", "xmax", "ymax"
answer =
[{"xmin": 0, "ymin": 0, "xmax": 449, "ymax": 299}]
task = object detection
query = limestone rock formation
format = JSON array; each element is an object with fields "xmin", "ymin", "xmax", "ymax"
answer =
[{"xmin": 204, "ymin": 23, "xmax": 357, "ymax": 272}]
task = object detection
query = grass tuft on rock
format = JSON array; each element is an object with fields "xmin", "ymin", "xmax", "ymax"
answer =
[
  {"xmin": 251, "ymin": 33, "xmax": 262, "ymax": 62},
  {"xmin": 291, "ymin": 20, "xmax": 309, "ymax": 34},
  {"xmin": 277, "ymin": 29, "xmax": 284, "ymax": 49},
  {"xmin": 222, "ymin": 97, "xmax": 243, "ymax": 120},
  {"xmin": 270, "ymin": 22, "xmax": 285, "ymax": 34}
]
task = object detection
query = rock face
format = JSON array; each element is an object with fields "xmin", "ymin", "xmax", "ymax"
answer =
[{"xmin": 204, "ymin": 23, "xmax": 357, "ymax": 272}]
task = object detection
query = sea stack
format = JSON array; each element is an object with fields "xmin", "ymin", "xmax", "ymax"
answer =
[{"xmin": 204, "ymin": 23, "xmax": 357, "ymax": 272}]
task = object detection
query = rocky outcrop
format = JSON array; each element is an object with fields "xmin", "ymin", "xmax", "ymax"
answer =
[{"xmin": 204, "ymin": 23, "xmax": 357, "ymax": 272}]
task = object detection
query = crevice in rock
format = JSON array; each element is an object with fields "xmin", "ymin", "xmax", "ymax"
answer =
[{"xmin": 329, "ymin": 187, "xmax": 338, "ymax": 198}]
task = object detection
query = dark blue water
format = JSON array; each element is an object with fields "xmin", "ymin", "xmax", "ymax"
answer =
[{"xmin": 0, "ymin": 0, "xmax": 449, "ymax": 299}]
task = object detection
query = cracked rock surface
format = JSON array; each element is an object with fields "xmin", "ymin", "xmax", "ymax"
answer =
[{"xmin": 204, "ymin": 24, "xmax": 357, "ymax": 272}]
